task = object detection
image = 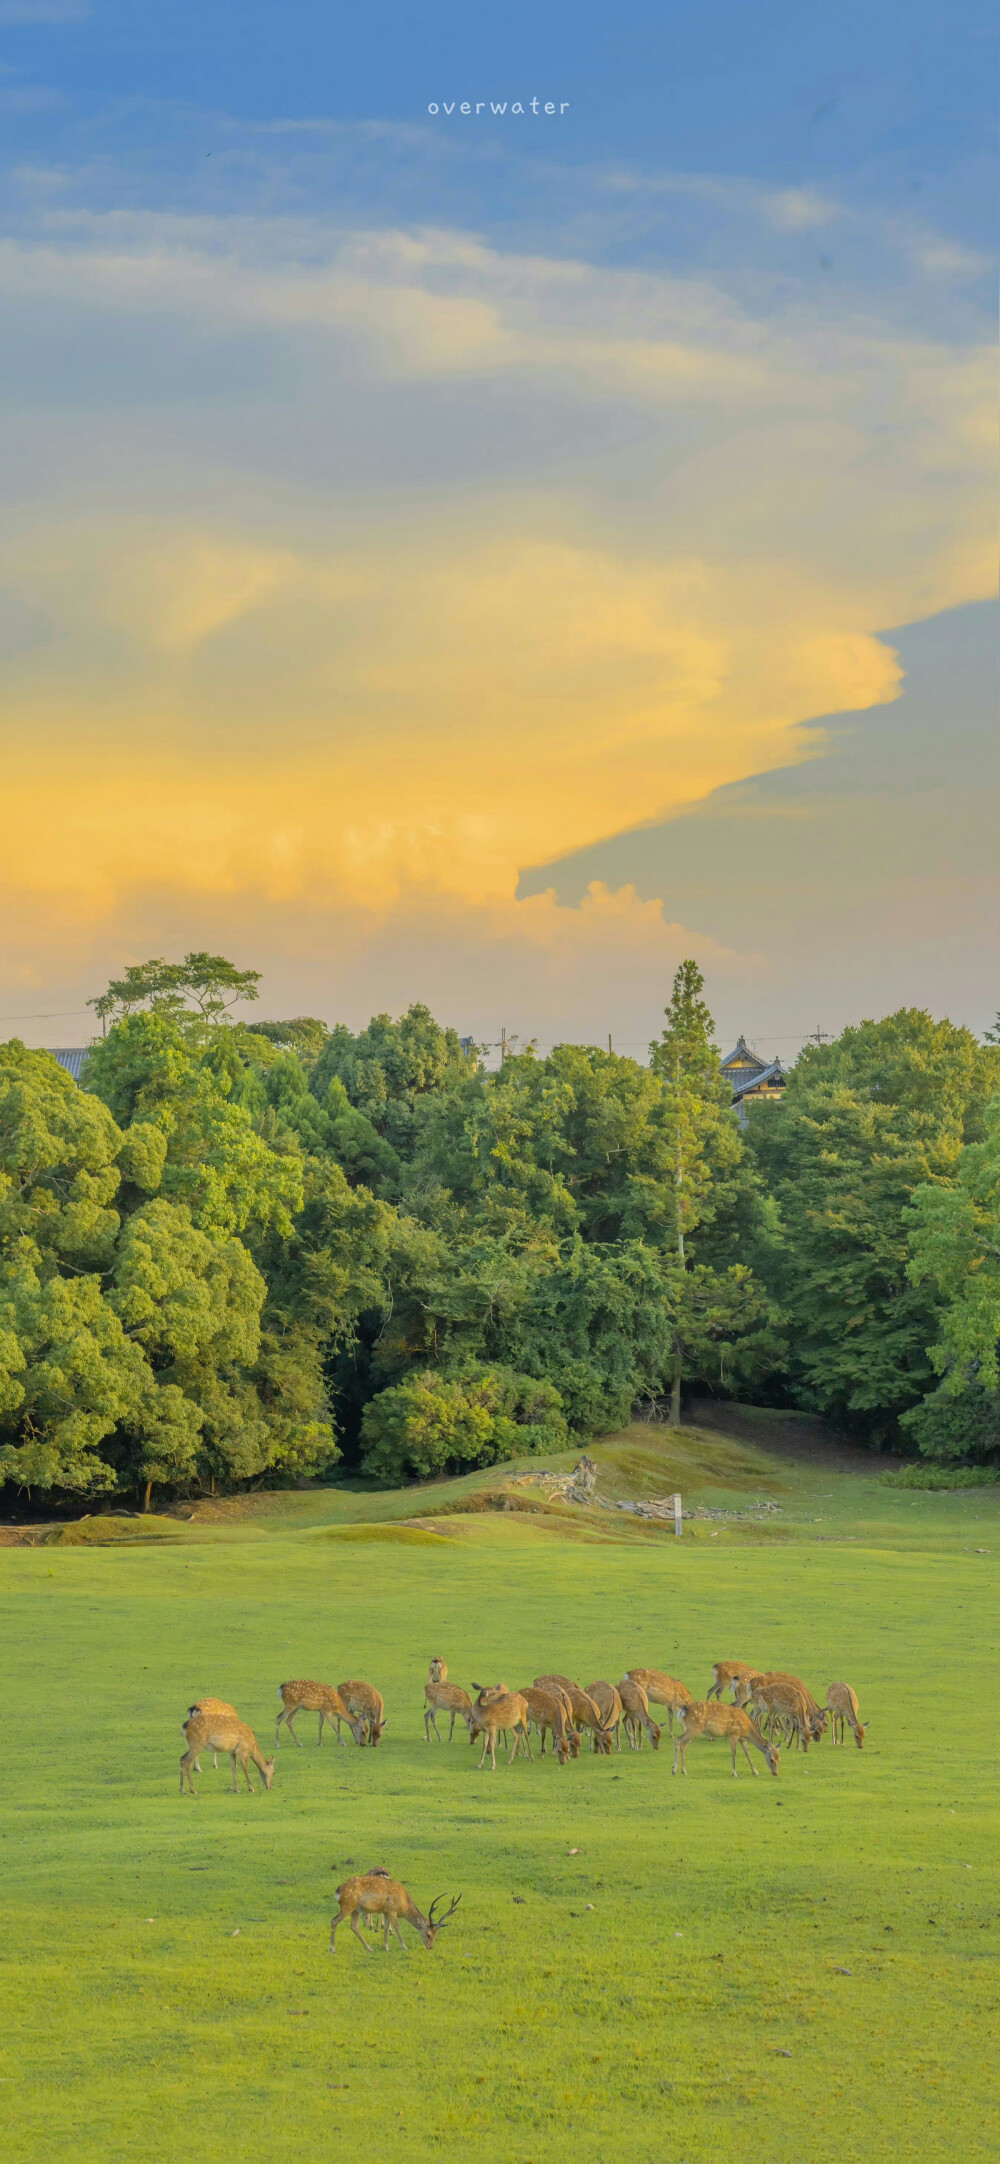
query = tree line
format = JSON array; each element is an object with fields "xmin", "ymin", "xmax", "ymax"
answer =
[{"xmin": 0, "ymin": 951, "xmax": 996, "ymax": 1505}]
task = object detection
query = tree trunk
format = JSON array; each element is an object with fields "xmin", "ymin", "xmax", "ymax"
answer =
[
  {"xmin": 142, "ymin": 1480, "xmax": 152, "ymax": 1514},
  {"xmin": 668, "ymin": 1350, "xmax": 682, "ymax": 1427}
]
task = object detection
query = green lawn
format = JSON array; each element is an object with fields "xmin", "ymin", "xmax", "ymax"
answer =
[{"xmin": 1, "ymin": 1421, "xmax": 996, "ymax": 2163}]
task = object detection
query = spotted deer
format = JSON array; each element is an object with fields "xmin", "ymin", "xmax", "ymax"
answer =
[
  {"xmin": 474, "ymin": 1690, "xmax": 531, "ymax": 1770},
  {"xmin": 826, "ymin": 1682, "xmax": 868, "ymax": 1748},
  {"xmin": 185, "ymin": 1698, "xmax": 237, "ymax": 1771},
  {"xmin": 627, "ymin": 1668, "xmax": 693, "ymax": 1737},
  {"xmin": 471, "ymin": 1683, "xmax": 512, "ymax": 1754},
  {"xmin": 330, "ymin": 1873, "xmax": 461, "ymax": 1955},
  {"xmin": 750, "ymin": 1679, "xmax": 816, "ymax": 1752},
  {"xmin": 532, "ymin": 1678, "xmax": 582, "ymax": 1756},
  {"xmin": 424, "ymin": 1681, "xmax": 477, "ymax": 1742},
  {"xmin": 706, "ymin": 1661, "xmax": 760, "ymax": 1702},
  {"xmin": 519, "ymin": 1686, "xmax": 574, "ymax": 1764},
  {"xmin": 672, "ymin": 1701, "xmax": 779, "ymax": 1778},
  {"xmin": 337, "ymin": 1680, "xmax": 386, "ymax": 1746},
  {"xmin": 587, "ymin": 1680, "xmax": 624, "ymax": 1751},
  {"xmin": 618, "ymin": 1677, "xmax": 662, "ymax": 1751},
  {"xmin": 180, "ymin": 1710, "xmax": 275, "ymax": 1795},
  {"xmin": 740, "ymin": 1672, "xmax": 826, "ymax": 1744},
  {"xmin": 565, "ymin": 1684, "xmax": 614, "ymax": 1755},
  {"xmin": 275, "ymin": 1680, "xmax": 367, "ymax": 1749}
]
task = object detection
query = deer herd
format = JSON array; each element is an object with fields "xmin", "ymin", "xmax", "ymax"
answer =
[{"xmin": 176, "ymin": 1654, "xmax": 866, "ymax": 1952}]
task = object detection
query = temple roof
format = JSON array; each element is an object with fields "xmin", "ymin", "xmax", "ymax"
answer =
[
  {"xmin": 720, "ymin": 1033, "xmax": 767, "ymax": 1074},
  {"xmin": 730, "ymin": 1059, "xmax": 786, "ymax": 1100}
]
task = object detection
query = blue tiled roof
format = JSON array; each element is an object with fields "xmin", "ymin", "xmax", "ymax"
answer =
[{"xmin": 47, "ymin": 1047, "xmax": 90, "ymax": 1081}]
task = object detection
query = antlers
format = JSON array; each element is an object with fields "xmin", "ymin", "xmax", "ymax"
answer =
[{"xmin": 428, "ymin": 1893, "xmax": 462, "ymax": 1930}]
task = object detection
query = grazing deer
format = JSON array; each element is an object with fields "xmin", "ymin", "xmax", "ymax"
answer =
[
  {"xmin": 475, "ymin": 1690, "xmax": 531, "ymax": 1771},
  {"xmin": 750, "ymin": 1680, "xmax": 816, "ymax": 1752},
  {"xmin": 741, "ymin": 1672, "xmax": 826, "ymax": 1744},
  {"xmin": 826, "ymin": 1682, "xmax": 868, "ymax": 1748},
  {"xmin": 337, "ymin": 1680, "xmax": 386, "ymax": 1746},
  {"xmin": 275, "ymin": 1680, "xmax": 366, "ymax": 1749},
  {"xmin": 330, "ymin": 1873, "xmax": 461, "ymax": 1955},
  {"xmin": 618, "ymin": 1677, "xmax": 662, "ymax": 1751},
  {"xmin": 707, "ymin": 1661, "xmax": 759, "ymax": 1702},
  {"xmin": 424, "ymin": 1681, "xmax": 476, "ymax": 1742},
  {"xmin": 566, "ymin": 1684, "xmax": 614, "ymax": 1755},
  {"xmin": 519, "ymin": 1686, "xmax": 574, "ymax": 1764},
  {"xmin": 672, "ymin": 1701, "xmax": 779, "ymax": 1778},
  {"xmin": 627, "ymin": 1669, "xmax": 693, "ymax": 1737},
  {"xmin": 532, "ymin": 1678, "xmax": 582, "ymax": 1753},
  {"xmin": 427, "ymin": 1658, "xmax": 448, "ymax": 1685},
  {"xmin": 180, "ymin": 1711, "xmax": 275, "ymax": 1796},
  {"xmin": 185, "ymin": 1698, "xmax": 237, "ymax": 1771},
  {"xmin": 586, "ymin": 1680, "xmax": 624, "ymax": 1752}
]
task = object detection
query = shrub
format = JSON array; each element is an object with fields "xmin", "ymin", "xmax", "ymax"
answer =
[
  {"xmin": 359, "ymin": 1365, "xmax": 567, "ymax": 1484},
  {"xmin": 880, "ymin": 1463, "xmax": 999, "ymax": 1490}
]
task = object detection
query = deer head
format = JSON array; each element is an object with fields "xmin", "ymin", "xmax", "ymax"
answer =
[
  {"xmin": 420, "ymin": 1894, "xmax": 462, "ymax": 1950},
  {"xmin": 764, "ymin": 1740, "xmax": 780, "ymax": 1777},
  {"xmin": 367, "ymin": 1717, "xmax": 386, "ymax": 1747},
  {"xmin": 261, "ymin": 1756, "xmax": 276, "ymax": 1788}
]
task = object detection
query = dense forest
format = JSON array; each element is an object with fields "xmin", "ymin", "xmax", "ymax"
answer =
[{"xmin": 1, "ymin": 952, "xmax": 997, "ymax": 1506}]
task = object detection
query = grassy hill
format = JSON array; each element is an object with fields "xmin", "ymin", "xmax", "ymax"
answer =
[{"xmin": 1, "ymin": 1411, "xmax": 996, "ymax": 2162}]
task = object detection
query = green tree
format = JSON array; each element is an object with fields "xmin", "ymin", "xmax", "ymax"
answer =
[
  {"xmin": 649, "ymin": 960, "xmax": 748, "ymax": 1420},
  {"xmin": 747, "ymin": 1010, "xmax": 996, "ymax": 1441},
  {"xmin": 903, "ymin": 1094, "xmax": 1000, "ymax": 1464},
  {"xmin": 310, "ymin": 1005, "xmax": 473, "ymax": 1163},
  {"xmin": 359, "ymin": 1364, "xmax": 566, "ymax": 1483},
  {"xmin": 89, "ymin": 952, "xmax": 261, "ymax": 1030}
]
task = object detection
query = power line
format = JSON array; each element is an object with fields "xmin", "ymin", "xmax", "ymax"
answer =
[{"xmin": 0, "ymin": 1007, "xmax": 94, "ymax": 1024}]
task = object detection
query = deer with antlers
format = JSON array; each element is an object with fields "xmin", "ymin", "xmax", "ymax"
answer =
[
  {"xmin": 330, "ymin": 1873, "xmax": 461, "ymax": 1955},
  {"xmin": 424, "ymin": 1681, "xmax": 477, "ymax": 1742},
  {"xmin": 180, "ymin": 1710, "xmax": 275, "ymax": 1796},
  {"xmin": 826, "ymin": 1682, "xmax": 868, "ymax": 1748},
  {"xmin": 618, "ymin": 1677, "xmax": 662, "ymax": 1751},
  {"xmin": 627, "ymin": 1668, "xmax": 693, "ymax": 1737},
  {"xmin": 336, "ymin": 1680, "xmax": 386, "ymax": 1746},
  {"xmin": 275, "ymin": 1680, "xmax": 367, "ymax": 1749},
  {"xmin": 587, "ymin": 1680, "xmax": 624, "ymax": 1751},
  {"xmin": 672, "ymin": 1701, "xmax": 779, "ymax": 1778}
]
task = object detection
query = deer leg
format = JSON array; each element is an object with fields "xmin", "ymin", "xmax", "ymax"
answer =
[
  {"xmin": 241, "ymin": 1754, "xmax": 256, "ymax": 1794},
  {"xmin": 478, "ymin": 1729, "xmax": 492, "ymax": 1769},
  {"xmin": 739, "ymin": 1739, "xmax": 758, "ymax": 1776},
  {"xmin": 212, "ymin": 1754, "xmax": 219, "ymax": 1770},
  {"xmin": 329, "ymin": 1909, "xmax": 347, "ymax": 1951},
  {"xmin": 284, "ymin": 1711, "xmax": 304, "ymax": 1749},
  {"xmin": 520, "ymin": 1724, "xmax": 534, "ymax": 1763},
  {"xmin": 391, "ymin": 1917, "xmax": 408, "ymax": 1951},
  {"xmin": 349, "ymin": 1912, "xmax": 376, "ymax": 1955},
  {"xmin": 179, "ymin": 1752, "xmax": 197, "ymax": 1795},
  {"xmin": 448, "ymin": 1711, "xmax": 457, "ymax": 1740},
  {"xmin": 226, "ymin": 1751, "xmax": 240, "ymax": 1793}
]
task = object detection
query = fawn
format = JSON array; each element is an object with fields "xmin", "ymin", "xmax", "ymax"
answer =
[
  {"xmin": 180, "ymin": 1711, "xmax": 275, "ymax": 1795},
  {"xmin": 672, "ymin": 1701, "xmax": 779, "ymax": 1778},
  {"xmin": 275, "ymin": 1680, "xmax": 367, "ymax": 1749},
  {"xmin": 826, "ymin": 1682, "xmax": 868, "ymax": 1747},
  {"xmin": 330, "ymin": 1874, "xmax": 461, "ymax": 1955}
]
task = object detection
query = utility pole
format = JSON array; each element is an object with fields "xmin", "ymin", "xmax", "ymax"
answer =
[
  {"xmin": 608, "ymin": 1033, "xmax": 613, "ymax": 1054},
  {"xmin": 807, "ymin": 1026, "xmax": 831, "ymax": 1049},
  {"xmin": 500, "ymin": 1028, "xmax": 506, "ymax": 1065}
]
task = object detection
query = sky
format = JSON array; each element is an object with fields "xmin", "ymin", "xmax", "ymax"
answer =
[{"xmin": 0, "ymin": 0, "xmax": 995, "ymax": 1056}]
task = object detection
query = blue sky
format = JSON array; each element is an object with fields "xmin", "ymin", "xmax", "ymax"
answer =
[{"xmin": 0, "ymin": 0, "xmax": 995, "ymax": 1050}]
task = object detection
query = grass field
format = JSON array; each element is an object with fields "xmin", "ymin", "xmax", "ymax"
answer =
[{"xmin": 2, "ymin": 1413, "xmax": 996, "ymax": 2163}]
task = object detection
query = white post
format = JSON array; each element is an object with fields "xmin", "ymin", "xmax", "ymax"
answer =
[{"xmin": 673, "ymin": 1492, "xmax": 683, "ymax": 1537}]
